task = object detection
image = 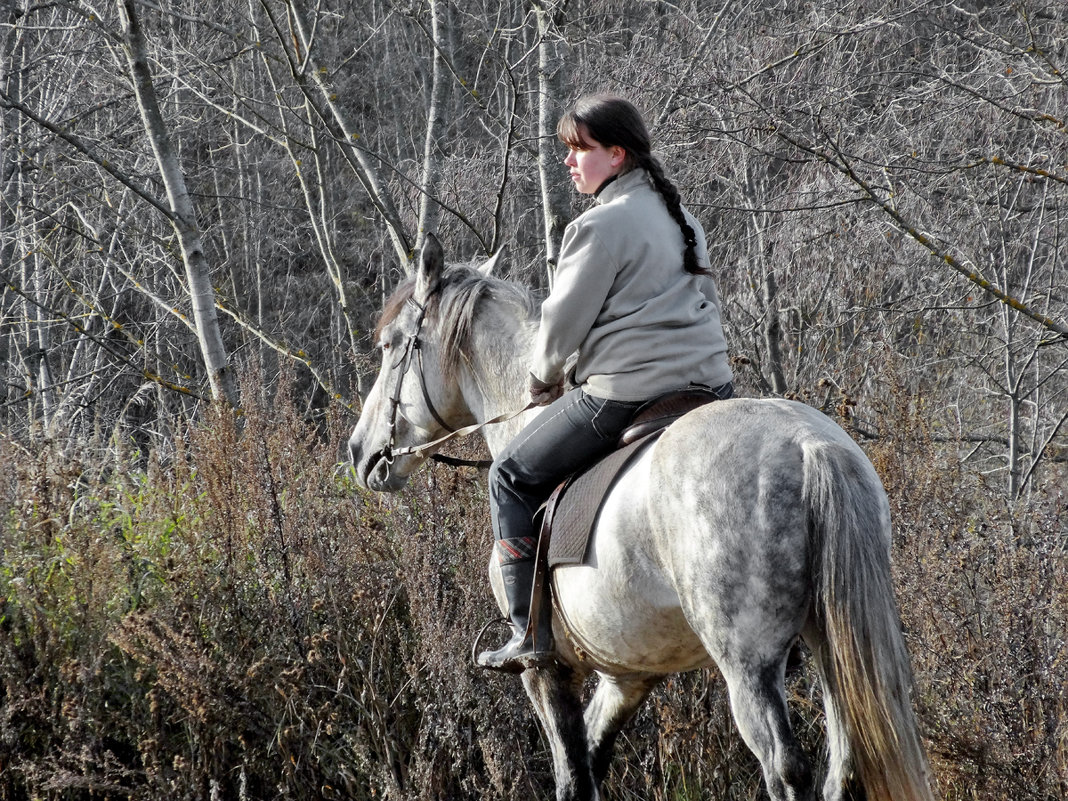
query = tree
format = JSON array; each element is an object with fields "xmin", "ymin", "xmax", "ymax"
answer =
[
  {"xmin": 117, "ymin": 0, "xmax": 237, "ymax": 406},
  {"xmin": 533, "ymin": 0, "xmax": 570, "ymax": 282},
  {"xmin": 0, "ymin": 0, "xmax": 1064, "ymax": 494}
]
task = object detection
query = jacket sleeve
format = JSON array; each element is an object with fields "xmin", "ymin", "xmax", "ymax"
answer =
[{"xmin": 529, "ymin": 218, "xmax": 618, "ymax": 384}]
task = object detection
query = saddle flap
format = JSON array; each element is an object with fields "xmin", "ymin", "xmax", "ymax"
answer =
[
  {"xmin": 542, "ymin": 387, "xmax": 724, "ymax": 569},
  {"xmin": 543, "ymin": 433, "xmax": 659, "ymax": 568}
]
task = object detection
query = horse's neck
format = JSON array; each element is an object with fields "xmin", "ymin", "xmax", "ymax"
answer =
[{"xmin": 459, "ymin": 304, "xmax": 539, "ymax": 458}]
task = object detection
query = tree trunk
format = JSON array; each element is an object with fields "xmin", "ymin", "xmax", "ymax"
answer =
[
  {"xmin": 117, "ymin": 0, "xmax": 237, "ymax": 406},
  {"xmin": 415, "ymin": 0, "xmax": 448, "ymax": 252},
  {"xmin": 762, "ymin": 267, "xmax": 788, "ymax": 396},
  {"xmin": 533, "ymin": 1, "xmax": 569, "ymax": 287}
]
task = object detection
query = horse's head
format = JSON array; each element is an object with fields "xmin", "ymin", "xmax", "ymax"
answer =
[{"xmin": 348, "ymin": 234, "xmax": 505, "ymax": 491}]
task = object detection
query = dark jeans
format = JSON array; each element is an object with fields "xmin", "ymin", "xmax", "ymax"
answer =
[{"xmin": 489, "ymin": 388, "xmax": 644, "ymax": 548}]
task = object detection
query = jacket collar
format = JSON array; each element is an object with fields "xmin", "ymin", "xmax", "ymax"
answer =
[{"xmin": 595, "ymin": 167, "xmax": 650, "ymax": 205}]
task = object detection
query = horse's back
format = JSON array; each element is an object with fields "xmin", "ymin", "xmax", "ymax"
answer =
[{"xmin": 666, "ymin": 395, "xmax": 859, "ymax": 453}]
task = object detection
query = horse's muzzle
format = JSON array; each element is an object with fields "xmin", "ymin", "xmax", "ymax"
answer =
[
  {"xmin": 349, "ymin": 439, "xmax": 408, "ymax": 492},
  {"xmin": 347, "ymin": 437, "xmax": 377, "ymax": 489}
]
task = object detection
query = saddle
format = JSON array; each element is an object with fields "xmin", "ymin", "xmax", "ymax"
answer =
[
  {"xmin": 522, "ymin": 388, "xmax": 724, "ymax": 650},
  {"xmin": 540, "ymin": 386, "xmax": 724, "ymax": 566},
  {"xmin": 522, "ymin": 388, "xmax": 724, "ymax": 651}
]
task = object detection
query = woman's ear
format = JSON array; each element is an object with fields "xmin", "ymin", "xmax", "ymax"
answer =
[{"xmin": 610, "ymin": 146, "xmax": 627, "ymax": 168}]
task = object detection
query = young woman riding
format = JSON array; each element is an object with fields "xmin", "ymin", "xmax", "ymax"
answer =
[{"xmin": 477, "ymin": 94, "xmax": 734, "ymax": 673}]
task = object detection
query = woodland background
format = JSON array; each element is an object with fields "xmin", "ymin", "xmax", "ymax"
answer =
[{"xmin": 1, "ymin": 0, "xmax": 1066, "ymax": 799}]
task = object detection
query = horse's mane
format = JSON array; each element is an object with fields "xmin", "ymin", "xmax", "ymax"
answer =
[{"xmin": 375, "ymin": 263, "xmax": 537, "ymax": 381}]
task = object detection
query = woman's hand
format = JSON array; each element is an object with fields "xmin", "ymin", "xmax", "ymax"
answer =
[{"xmin": 529, "ymin": 373, "xmax": 564, "ymax": 406}]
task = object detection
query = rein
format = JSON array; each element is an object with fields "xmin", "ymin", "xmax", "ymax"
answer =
[
  {"xmin": 392, "ymin": 403, "xmax": 536, "ymax": 467},
  {"xmin": 383, "ymin": 293, "xmax": 534, "ymax": 470}
]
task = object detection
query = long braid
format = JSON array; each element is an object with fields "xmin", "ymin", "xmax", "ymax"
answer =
[{"xmin": 638, "ymin": 154, "xmax": 708, "ymax": 276}]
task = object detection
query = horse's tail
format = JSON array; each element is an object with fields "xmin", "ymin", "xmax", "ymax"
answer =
[{"xmin": 803, "ymin": 437, "xmax": 934, "ymax": 801}]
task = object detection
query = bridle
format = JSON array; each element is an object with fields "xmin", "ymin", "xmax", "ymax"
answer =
[
  {"xmin": 380, "ymin": 290, "xmax": 533, "ymax": 470},
  {"xmin": 382, "ymin": 292, "xmax": 456, "ymax": 462}
]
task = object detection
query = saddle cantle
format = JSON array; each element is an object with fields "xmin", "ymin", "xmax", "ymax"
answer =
[{"xmin": 618, "ymin": 386, "xmax": 726, "ymax": 447}]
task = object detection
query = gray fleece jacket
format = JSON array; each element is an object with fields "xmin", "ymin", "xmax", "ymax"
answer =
[{"xmin": 530, "ymin": 168, "xmax": 732, "ymax": 402}]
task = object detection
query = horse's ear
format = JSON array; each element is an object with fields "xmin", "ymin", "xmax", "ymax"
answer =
[
  {"xmin": 415, "ymin": 233, "xmax": 444, "ymax": 302},
  {"xmin": 478, "ymin": 245, "xmax": 506, "ymax": 277}
]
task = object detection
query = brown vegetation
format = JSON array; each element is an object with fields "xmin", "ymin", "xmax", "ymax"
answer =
[
  {"xmin": 1, "ymin": 366, "xmax": 1064, "ymax": 800},
  {"xmin": 2, "ymin": 0, "xmax": 1066, "ymax": 798}
]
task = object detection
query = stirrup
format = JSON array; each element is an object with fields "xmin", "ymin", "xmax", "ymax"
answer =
[
  {"xmin": 477, "ymin": 642, "xmax": 556, "ymax": 674},
  {"xmin": 471, "ymin": 617, "xmax": 510, "ymax": 668},
  {"xmin": 472, "ymin": 622, "xmax": 555, "ymax": 674}
]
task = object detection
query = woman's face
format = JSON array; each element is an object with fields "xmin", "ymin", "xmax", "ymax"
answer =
[{"xmin": 563, "ymin": 123, "xmax": 626, "ymax": 194}]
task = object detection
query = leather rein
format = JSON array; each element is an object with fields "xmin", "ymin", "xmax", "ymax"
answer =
[{"xmin": 382, "ymin": 292, "xmax": 533, "ymax": 470}]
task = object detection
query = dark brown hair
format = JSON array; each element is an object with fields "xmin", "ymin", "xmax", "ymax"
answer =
[{"xmin": 557, "ymin": 94, "xmax": 708, "ymax": 276}]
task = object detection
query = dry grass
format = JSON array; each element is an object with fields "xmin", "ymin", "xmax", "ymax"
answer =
[{"xmin": 1, "ymin": 370, "xmax": 1064, "ymax": 800}]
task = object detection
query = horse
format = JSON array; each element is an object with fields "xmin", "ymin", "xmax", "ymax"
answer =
[{"xmin": 347, "ymin": 235, "xmax": 934, "ymax": 801}]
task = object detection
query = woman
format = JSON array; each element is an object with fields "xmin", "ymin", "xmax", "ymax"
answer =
[{"xmin": 477, "ymin": 95, "xmax": 733, "ymax": 673}]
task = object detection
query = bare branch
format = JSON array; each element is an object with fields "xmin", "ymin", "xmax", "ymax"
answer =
[{"xmin": 778, "ymin": 129, "xmax": 1068, "ymax": 343}]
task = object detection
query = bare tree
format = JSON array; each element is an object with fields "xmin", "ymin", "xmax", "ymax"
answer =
[
  {"xmin": 266, "ymin": 0, "xmax": 414, "ymax": 269},
  {"xmin": 533, "ymin": 0, "xmax": 569, "ymax": 282},
  {"xmin": 117, "ymin": 0, "xmax": 237, "ymax": 406},
  {"xmin": 415, "ymin": 0, "xmax": 449, "ymax": 252},
  {"xmin": 0, "ymin": 0, "xmax": 1063, "ymax": 496}
]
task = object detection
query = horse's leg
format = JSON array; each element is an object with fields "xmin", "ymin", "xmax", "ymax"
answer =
[
  {"xmin": 583, "ymin": 673, "xmax": 663, "ymax": 787},
  {"xmin": 718, "ymin": 658, "xmax": 815, "ymax": 801},
  {"xmin": 521, "ymin": 661, "xmax": 598, "ymax": 801}
]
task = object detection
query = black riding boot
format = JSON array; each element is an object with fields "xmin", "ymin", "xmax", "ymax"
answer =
[{"xmin": 477, "ymin": 544, "xmax": 554, "ymax": 673}]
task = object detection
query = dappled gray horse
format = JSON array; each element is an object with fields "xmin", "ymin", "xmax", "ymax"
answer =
[{"xmin": 348, "ymin": 236, "xmax": 934, "ymax": 801}]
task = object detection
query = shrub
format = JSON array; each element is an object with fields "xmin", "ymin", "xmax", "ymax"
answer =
[{"xmin": 1, "ymin": 370, "xmax": 1064, "ymax": 800}]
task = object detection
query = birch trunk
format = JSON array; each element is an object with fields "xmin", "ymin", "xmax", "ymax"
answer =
[
  {"xmin": 415, "ymin": 0, "xmax": 448, "ymax": 252},
  {"xmin": 117, "ymin": 0, "xmax": 237, "ymax": 406},
  {"xmin": 533, "ymin": 1, "xmax": 569, "ymax": 285}
]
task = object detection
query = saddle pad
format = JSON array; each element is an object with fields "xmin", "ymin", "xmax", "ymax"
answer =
[{"xmin": 545, "ymin": 432, "xmax": 659, "ymax": 569}]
